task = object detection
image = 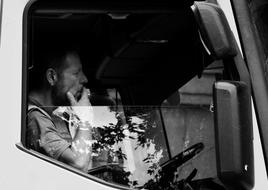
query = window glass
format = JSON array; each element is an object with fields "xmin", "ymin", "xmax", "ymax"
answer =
[
  {"xmin": 158, "ymin": 61, "xmax": 224, "ymax": 188},
  {"xmin": 24, "ymin": 1, "xmax": 225, "ymax": 189},
  {"xmin": 88, "ymin": 105, "xmax": 170, "ymax": 187}
]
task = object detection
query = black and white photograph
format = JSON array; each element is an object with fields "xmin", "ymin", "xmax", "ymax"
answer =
[{"xmin": 0, "ymin": 0, "xmax": 267, "ymax": 189}]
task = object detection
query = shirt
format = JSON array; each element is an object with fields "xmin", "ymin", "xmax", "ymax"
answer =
[{"xmin": 27, "ymin": 96, "xmax": 72, "ymax": 160}]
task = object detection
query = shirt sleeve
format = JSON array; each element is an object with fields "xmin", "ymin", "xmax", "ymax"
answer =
[{"xmin": 28, "ymin": 110, "xmax": 71, "ymax": 160}]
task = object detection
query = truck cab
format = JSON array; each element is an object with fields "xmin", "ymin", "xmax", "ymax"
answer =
[{"xmin": 0, "ymin": 0, "xmax": 267, "ymax": 189}]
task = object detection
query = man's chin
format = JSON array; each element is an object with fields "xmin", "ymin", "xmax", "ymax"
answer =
[
  {"xmin": 52, "ymin": 87, "xmax": 71, "ymax": 106},
  {"xmin": 53, "ymin": 95, "xmax": 71, "ymax": 107}
]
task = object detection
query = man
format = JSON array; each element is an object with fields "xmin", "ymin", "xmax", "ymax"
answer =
[{"xmin": 27, "ymin": 47, "xmax": 93, "ymax": 172}]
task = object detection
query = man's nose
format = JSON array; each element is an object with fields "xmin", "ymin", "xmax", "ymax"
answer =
[{"xmin": 80, "ymin": 72, "xmax": 88, "ymax": 84}]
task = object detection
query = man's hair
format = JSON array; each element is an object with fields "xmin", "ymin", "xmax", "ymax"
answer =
[{"xmin": 28, "ymin": 44, "xmax": 80, "ymax": 91}]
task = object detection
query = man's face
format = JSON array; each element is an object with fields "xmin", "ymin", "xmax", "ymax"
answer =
[{"xmin": 52, "ymin": 52, "xmax": 88, "ymax": 106}]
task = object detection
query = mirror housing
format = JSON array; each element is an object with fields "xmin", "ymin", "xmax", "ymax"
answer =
[
  {"xmin": 192, "ymin": 2, "xmax": 237, "ymax": 60},
  {"xmin": 213, "ymin": 81, "xmax": 254, "ymax": 189}
]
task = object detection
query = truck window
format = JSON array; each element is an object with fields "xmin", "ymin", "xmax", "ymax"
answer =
[{"xmin": 21, "ymin": 0, "xmax": 251, "ymax": 189}]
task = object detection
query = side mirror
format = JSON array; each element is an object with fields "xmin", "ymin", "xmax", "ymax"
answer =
[
  {"xmin": 192, "ymin": 2, "xmax": 237, "ymax": 59},
  {"xmin": 213, "ymin": 81, "xmax": 254, "ymax": 189}
]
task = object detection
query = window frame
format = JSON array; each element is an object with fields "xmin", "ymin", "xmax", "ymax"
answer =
[{"xmin": 230, "ymin": 0, "xmax": 268, "ymax": 174}]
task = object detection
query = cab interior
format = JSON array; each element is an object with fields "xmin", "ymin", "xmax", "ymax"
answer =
[
  {"xmin": 24, "ymin": 1, "xmax": 241, "ymax": 189},
  {"xmin": 27, "ymin": 0, "xmax": 212, "ymax": 106}
]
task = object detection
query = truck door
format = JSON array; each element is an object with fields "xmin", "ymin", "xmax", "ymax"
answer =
[{"xmin": 18, "ymin": 0, "xmax": 256, "ymax": 189}]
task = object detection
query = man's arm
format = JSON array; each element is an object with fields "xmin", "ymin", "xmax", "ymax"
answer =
[
  {"xmin": 59, "ymin": 122, "xmax": 92, "ymax": 172},
  {"xmin": 59, "ymin": 88, "xmax": 93, "ymax": 172}
]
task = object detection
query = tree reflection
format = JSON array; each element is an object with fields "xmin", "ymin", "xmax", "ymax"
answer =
[
  {"xmin": 54, "ymin": 106, "xmax": 191, "ymax": 189},
  {"xmin": 89, "ymin": 105, "xmax": 209, "ymax": 189},
  {"xmin": 88, "ymin": 106, "xmax": 168, "ymax": 188}
]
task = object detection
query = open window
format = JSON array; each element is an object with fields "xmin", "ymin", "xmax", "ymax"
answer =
[{"xmin": 19, "ymin": 0, "xmax": 253, "ymax": 189}]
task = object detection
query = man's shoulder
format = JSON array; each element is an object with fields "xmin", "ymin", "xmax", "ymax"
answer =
[
  {"xmin": 28, "ymin": 104, "xmax": 52, "ymax": 124},
  {"xmin": 27, "ymin": 104, "xmax": 58, "ymax": 136}
]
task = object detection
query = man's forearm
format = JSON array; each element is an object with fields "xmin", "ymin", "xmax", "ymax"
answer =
[
  {"xmin": 70, "ymin": 121, "xmax": 92, "ymax": 171},
  {"xmin": 66, "ymin": 89, "xmax": 94, "ymax": 171}
]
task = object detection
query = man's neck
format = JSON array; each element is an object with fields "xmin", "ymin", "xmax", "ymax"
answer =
[{"xmin": 29, "ymin": 89, "xmax": 57, "ymax": 114}]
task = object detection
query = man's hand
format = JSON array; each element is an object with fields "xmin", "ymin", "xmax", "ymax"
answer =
[
  {"xmin": 67, "ymin": 88, "xmax": 91, "ymax": 106},
  {"xmin": 67, "ymin": 88, "xmax": 93, "ymax": 123}
]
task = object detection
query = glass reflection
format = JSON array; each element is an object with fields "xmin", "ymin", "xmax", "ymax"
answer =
[{"xmin": 53, "ymin": 105, "xmax": 170, "ymax": 187}]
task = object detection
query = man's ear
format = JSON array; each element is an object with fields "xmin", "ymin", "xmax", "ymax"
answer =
[{"xmin": 46, "ymin": 68, "xmax": 58, "ymax": 86}]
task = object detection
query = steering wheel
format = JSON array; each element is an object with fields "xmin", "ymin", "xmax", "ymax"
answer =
[{"xmin": 161, "ymin": 142, "xmax": 204, "ymax": 173}]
